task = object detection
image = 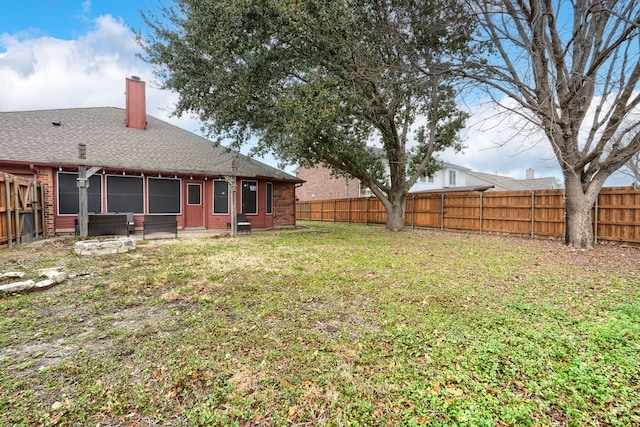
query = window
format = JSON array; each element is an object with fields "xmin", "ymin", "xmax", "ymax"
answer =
[
  {"xmin": 428, "ymin": 176, "xmax": 434, "ymax": 183},
  {"xmin": 148, "ymin": 178, "xmax": 181, "ymax": 214},
  {"xmin": 57, "ymin": 172, "xmax": 102, "ymax": 214},
  {"xmin": 448, "ymin": 170, "xmax": 457, "ymax": 186},
  {"xmin": 266, "ymin": 182, "xmax": 273, "ymax": 214},
  {"xmin": 241, "ymin": 180, "xmax": 258, "ymax": 214},
  {"xmin": 106, "ymin": 175, "xmax": 144, "ymax": 213},
  {"xmin": 187, "ymin": 184, "xmax": 201, "ymax": 205},
  {"xmin": 213, "ymin": 180, "xmax": 229, "ymax": 214}
]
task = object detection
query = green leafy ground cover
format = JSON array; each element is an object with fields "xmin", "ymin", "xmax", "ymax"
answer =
[{"xmin": 1, "ymin": 223, "xmax": 639, "ymax": 426}]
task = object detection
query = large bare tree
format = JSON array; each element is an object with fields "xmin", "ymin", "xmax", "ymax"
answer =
[{"xmin": 466, "ymin": 0, "xmax": 640, "ymax": 248}]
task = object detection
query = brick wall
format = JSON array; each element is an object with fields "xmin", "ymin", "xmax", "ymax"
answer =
[
  {"xmin": 273, "ymin": 182, "xmax": 297, "ymax": 227},
  {"xmin": 35, "ymin": 166, "xmax": 55, "ymax": 237},
  {"xmin": 295, "ymin": 166, "xmax": 361, "ymax": 201}
]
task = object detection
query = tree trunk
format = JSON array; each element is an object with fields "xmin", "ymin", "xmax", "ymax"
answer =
[
  {"xmin": 563, "ymin": 175, "xmax": 597, "ymax": 249},
  {"xmin": 385, "ymin": 192, "xmax": 407, "ymax": 231}
]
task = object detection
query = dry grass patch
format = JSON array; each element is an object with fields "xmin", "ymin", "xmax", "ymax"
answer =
[{"xmin": 1, "ymin": 224, "xmax": 639, "ymax": 426}]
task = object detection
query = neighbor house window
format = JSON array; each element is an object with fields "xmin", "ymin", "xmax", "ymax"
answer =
[
  {"xmin": 242, "ymin": 180, "xmax": 258, "ymax": 214},
  {"xmin": 213, "ymin": 180, "xmax": 229, "ymax": 214},
  {"xmin": 106, "ymin": 175, "xmax": 144, "ymax": 213},
  {"xmin": 428, "ymin": 176, "xmax": 434, "ymax": 183},
  {"xmin": 57, "ymin": 172, "xmax": 102, "ymax": 214},
  {"xmin": 266, "ymin": 182, "xmax": 273, "ymax": 214},
  {"xmin": 448, "ymin": 170, "xmax": 457, "ymax": 186},
  {"xmin": 148, "ymin": 177, "xmax": 181, "ymax": 214}
]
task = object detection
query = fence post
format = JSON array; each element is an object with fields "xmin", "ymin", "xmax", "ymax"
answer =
[
  {"xmin": 411, "ymin": 194, "xmax": 415, "ymax": 228},
  {"xmin": 5, "ymin": 176, "xmax": 12, "ymax": 248},
  {"xmin": 365, "ymin": 197, "xmax": 369, "ymax": 225},
  {"xmin": 530, "ymin": 192, "xmax": 535, "ymax": 238},
  {"xmin": 32, "ymin": 182, "xmax": 39, "ymax": 239},
  {"xmin": 594, "ymin": 194, "xmax": 599, "ymax": 244},
  {"xmin": 440, "ymin": 193, "xmax": 445, "ymax": 230},
  {"xmin": 333, "ymin": 199, "xmax": 336, "ymax": 223},
  {"xmin": 348, "ymin": 198, "xmax": 351, "ymax": 223},
  {"xmin": 13, "ymin": 178, "xmax": 21, "ymax": 244},
  {"xmin": 479, "ymin": 192, "xmax": 483, "ymax": 234}
]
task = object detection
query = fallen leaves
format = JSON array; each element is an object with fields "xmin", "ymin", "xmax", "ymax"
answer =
[{"xmin": 445, "ymin": 384, "xmax": 464, "ymax": 396}]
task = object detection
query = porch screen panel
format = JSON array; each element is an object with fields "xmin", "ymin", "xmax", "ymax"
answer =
[
  {"xmin": 58, "ymin": 172, "xmax": 102, "ymax": 214},
  {"xmin": 242, "ymin": 180, "xmax": 258, "ymax": 214},
  {"xmin": 148, "ymin": 178, "xmax": 181, "ymax": 214},
  {"xmin": 106, "ymin": 175, "xmax": 144, "ymax": 213},
  {"xmin": 213, "ymin": 180, "xmax": 229, "ymax": 214}
]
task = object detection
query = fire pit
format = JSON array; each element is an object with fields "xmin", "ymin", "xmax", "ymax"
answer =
[{"xmin": 74, "ymin": 237, "xmax": 136, "ymax": 256}]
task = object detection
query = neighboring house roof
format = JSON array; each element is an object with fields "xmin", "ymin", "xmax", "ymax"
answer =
[
  {"xmin": 437, "ymin": 161, "xmax": 472, "ymax": 172},
  {"xmin": 412, "ymin": 185, "xmax": 495, "ymax": 194},
  {"xmin": 512, "ymin": 177, "xmax": 560, "ymax": 190},
  {"xmin": 0, "ymin": 107, "xmax": 301, "ymax": 182},
  {"xmin": 467, "ymin": 171, "xmax": 558, "ymax": 191},
  {"xmin": 466, "ymin": 171, "xmax": 523, "ymax": 191}
]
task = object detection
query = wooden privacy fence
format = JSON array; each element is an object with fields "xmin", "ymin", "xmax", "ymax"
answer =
[
  {"xmin": 296, "ymin": 187, "xmax": 640, "ymax": 245},
  {"xmin": 1, "ymin": 173, "xmax": 45, "ymax": 248}
]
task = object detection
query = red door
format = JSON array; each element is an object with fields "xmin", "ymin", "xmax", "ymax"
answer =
[{"xmin": 185, "ymin": 182, "xmax": 204, "ymax": 227}]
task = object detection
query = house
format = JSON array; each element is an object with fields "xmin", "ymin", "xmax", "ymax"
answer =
[
  {"xmin": 296, "ymin": 160, "xmax": 559, "ymax": 201},
  {"xmin": 0, "ymin": 76, "xmax": 303, "ymax": 236},
  {"xmin": 407, "ymin": 162, "xmax": 473, "ymax": 193},
  {"xmin": 295, "ymin": 166, "xmax": 365, "ymax": 200},
  {"xmin": 295, "ymin": 161, "xmax": 472, "ymax": 200}
]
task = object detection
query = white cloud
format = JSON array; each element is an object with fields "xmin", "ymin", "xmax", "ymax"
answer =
[
  {"xmin": 0, "ymin": 15, "xmax": 200, "ymax": 132},
  {"xmin": 440, "ymin": 98, "xmax": 562, "ymax": 181},
  {"xmin": 0, "ymin": 14, "xmax": 631, "ymax": 182}
]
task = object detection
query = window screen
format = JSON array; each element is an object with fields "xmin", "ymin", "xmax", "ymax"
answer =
[
  {"xmin": 187, "ymin": 184, "xmax": 201, "ymax": 205},
  {"xmin": 106, "ymin": 175, "xmax": 144, "ymax": 213},
  {"xmin": 58, "ymin": 172, "xmax": 102, "ymax": 214},
  {"xmin": 242, "ymin": 180, "xmax": 258, "ymax": 214},
  {"xmin": 148, "ymin": 178, "xmax": 181, "ymax": 214},
  {"xmin": 213, "ymin": 180, "xmax": 229, "ymax": 214},
  {"xmin": 266, "ymin": 182, "xmax": 273, "ymax": 214}
]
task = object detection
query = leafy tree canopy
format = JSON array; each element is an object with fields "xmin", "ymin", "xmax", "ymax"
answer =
[{"xmin": 138, "ymin": 0, "xmax": 476, "ymax": 229}]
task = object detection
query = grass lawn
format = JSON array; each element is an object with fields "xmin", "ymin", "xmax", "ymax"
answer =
[{"xmin": 1, "ymin": 222, "xmax": 639, "ymax": 426}]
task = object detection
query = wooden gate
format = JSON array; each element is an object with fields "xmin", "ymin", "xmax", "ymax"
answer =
[{"xmin": 0, "ymin": 173, "xmax": 45, "ymax": 248}]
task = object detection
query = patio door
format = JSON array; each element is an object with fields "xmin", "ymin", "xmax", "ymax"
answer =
[{"xmin": 185, "ymin": 182, "xmax": 204, "ymax": 227}]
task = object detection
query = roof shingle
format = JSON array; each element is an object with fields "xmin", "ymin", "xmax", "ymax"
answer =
[{"xmin": 0, "ymin": 107, "xmax": 300, "ymax": 182}]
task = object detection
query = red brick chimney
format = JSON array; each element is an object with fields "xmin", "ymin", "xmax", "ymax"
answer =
[{"xmin": 125, "ymin": 76, "xmax": 146, "ymax": 130}]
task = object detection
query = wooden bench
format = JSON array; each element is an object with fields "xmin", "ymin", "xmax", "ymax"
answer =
[
  {"xmin": 227, "ymin": 213, "xmax": 252, "ymax": 234},
  {"xmin": 87, "ymin": 214, "xmax": 129, "ymax": 237},
  {"xmin": 143, "ymin": 215, "xmax": 178, "ymax": 239}
]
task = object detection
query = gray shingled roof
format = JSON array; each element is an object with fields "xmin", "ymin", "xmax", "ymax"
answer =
[
  {"xmin": 0, "ymin": 107, "xmax": 301, "ymax": 182},
  {"xmin": 467, "ymin": 171, "xmax": 558, "ymax": 191}
]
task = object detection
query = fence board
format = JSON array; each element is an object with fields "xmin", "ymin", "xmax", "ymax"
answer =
[
  {"xmin": 596, "ymin": 187, "xmax": 640, "ymax": 244},
  {"xmin": 296, "ymin": 187, "xmax": 640, "ymax": 245},
  {"xmin": 0, "ymin": 173, "xmax": 45, "ymax": 248}
]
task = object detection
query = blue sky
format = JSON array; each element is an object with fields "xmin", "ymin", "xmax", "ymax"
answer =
[
  {"xmin": 0, "ymin": 0, "xmax": 291, "ymax": 170},
  {"xmin": 3, "ymin": 1, "xmax": 619, "ymax": 184},
  {"xmin": 0, "ymin": 1, "xmax": 147, "ymax": 40}
]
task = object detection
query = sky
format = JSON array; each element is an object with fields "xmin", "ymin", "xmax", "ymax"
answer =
[{"xmin": 0, "ymin": 1, "xmax": 630, "ymax": 185}]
